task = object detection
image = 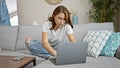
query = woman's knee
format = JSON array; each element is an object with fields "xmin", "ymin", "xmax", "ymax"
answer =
[{"xmin": 25, "ymin": 37, "xmax": 34, "ymax": 44}]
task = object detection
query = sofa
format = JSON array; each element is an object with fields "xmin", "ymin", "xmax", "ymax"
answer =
[{"xmin": 0, "ymin": 22, "xmax": 120, "ymax": 68}]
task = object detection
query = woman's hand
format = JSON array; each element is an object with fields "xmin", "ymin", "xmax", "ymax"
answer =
[{"xmin": 53, "ymin": 50, "xmax": 57, "ymax": 58}]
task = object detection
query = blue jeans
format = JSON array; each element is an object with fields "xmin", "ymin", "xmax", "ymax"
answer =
[{"xmin": 27, "ymin": 40, "xmax": 51, "ymax": 58}]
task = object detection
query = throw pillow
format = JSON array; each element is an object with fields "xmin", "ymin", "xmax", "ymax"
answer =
[
  {"xmin": 101, "ymin": 32, "xmax": 120, "ymax": 57},
  {"xmin": 83, "ymin": 30, "xmax": 112, "ymax": 58}
]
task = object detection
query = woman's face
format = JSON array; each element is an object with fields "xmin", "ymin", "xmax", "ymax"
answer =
[{"xmin": 54, "ymin": 13, "xmax": 65, "ymax": 27}]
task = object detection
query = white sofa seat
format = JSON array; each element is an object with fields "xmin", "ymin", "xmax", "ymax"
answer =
[{"xmin": 33, "ymin": 56, "xmax": 120, "ymax": 68}]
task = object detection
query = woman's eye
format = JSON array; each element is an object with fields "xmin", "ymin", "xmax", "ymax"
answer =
[
  {"xmin": 58, "ymin": 17, "xmax": 62, "ymax": 20},
  {"xmin": 57, "ymin": 17, "xmax": 65, "ymax": 21}
]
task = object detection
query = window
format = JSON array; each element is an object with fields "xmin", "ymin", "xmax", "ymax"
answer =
[{"xmin": 10, "ymin": 15, "xmax": 18, "ymax": 26}]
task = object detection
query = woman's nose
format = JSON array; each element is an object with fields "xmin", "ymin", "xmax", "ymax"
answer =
[{"xmin": 60, "ymin": 20, "xmax": 65, "ymax": 24}]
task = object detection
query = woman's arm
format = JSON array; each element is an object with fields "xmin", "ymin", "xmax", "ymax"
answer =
[
  {"xmin": 67, "ymin": 34, "xmax": 76, "ymax": 42},
  {"xmin": 42, "ymin": 32, "xmax": 57, "ymax": 57}
]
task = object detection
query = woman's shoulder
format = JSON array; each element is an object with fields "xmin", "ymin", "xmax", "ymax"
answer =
[
  {"xmin": 42, "ymin": 21, "xmax": 52, "ymax": 32},
  {"xmin": 42, "ymin": 21, "xmax": 52, "ymax": 27},
  {"xmin": 64, "ymin": 24, "xmax": 72, "ymax": 28}
]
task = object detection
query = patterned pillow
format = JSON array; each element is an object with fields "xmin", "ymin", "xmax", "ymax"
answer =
[
  {"xmin": 100, "ymin": 32, "xmax": 120, "ymax": 57},
  {"xmin": 83, "ymin": 30, "xmax": 112, "ymax": 58}
]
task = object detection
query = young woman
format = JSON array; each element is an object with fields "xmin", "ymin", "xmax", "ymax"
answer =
[{"xmin": 25, "ymin": 5, "xmax": 76, "ymax": 59}]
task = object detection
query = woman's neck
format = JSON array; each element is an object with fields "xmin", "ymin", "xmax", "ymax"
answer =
[{"xmin": 54, "ymin": 25, "xmax": 60, "ymax": 31}]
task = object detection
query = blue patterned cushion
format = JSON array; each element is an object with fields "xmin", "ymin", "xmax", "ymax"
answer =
[
  {"xmin": 101, "ymin": 32, "xmax": 120, "ymax": 57},
  {"xmin": 83, "ymin": 30, "xmax": 112, "ymax": 58}
]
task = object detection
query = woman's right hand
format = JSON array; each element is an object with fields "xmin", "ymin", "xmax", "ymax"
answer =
[{"xmin": 53, "ymin": 50, "xmax": 57, "ymax": 58}]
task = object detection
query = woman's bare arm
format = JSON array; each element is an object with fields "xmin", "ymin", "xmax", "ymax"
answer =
[
  {"xmin": 42, "ymin": 32, "xmax": 57, "ymax": 57},
  {"xmin": 67, "ymin": 34, "xmax": 76, "ymax": 42}
]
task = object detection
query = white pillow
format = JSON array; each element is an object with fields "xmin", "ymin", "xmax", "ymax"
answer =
[{"xmin": 83, "ymin": 30, "xmax": 112, "ymax": 58}]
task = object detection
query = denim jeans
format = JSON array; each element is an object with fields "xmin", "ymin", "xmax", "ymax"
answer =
[{"xmin": 27, "ymin": 40, "xmax": 51, "ymax": 58}]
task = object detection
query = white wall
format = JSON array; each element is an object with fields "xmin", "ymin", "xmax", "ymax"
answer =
[{"xmin": 17, "ymin": 0, "xmax": 91, "ymax": 26}]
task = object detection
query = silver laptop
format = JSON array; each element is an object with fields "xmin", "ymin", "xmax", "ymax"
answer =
[{"xmin": 49, "ymin": 42, "xmax": 88, "ymax": 65}]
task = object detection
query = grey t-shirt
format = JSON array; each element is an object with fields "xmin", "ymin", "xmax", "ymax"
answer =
[{"xmin": 42, "ymin": 21, "xmax": 73, "ymax": 47}]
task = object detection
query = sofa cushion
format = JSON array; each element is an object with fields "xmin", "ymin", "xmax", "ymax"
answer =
[
  {"xmin": 101, "ymin": 32, "xmax": 120, "ymax": 57},
  {"xmin": 33, "ymin": 56, "xmax": 120, "ymax": 68},
  {"xmin": 16, "ymin": 26, "xmax": 42, "ymax": 50},
  {"xmin": 83, "ymin": 30, "xmax": 112, "ymax": 58},
  {"xmin": 65, "ymin": 22, "xmax": 114, "ymax": 42},
  {"xmin": 0, "ymin": 26, "xmax": 18, "ymax": 50}
]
